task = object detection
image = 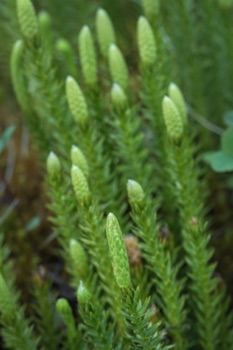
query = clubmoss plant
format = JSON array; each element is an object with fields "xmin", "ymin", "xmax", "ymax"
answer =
[
  {"xmin": 78, "ymin": 26, "xmax": 97, "ymax": 87},
  {"xmin": 71, "ymin": 165, "xmax": 91, "ymax": 206},
  {"xmin": 106, "ymin": 213, "xmax": 131, "ymax": 289},
  {"xmin": 168, "ymin": 82, "xmax": 187, "ymax": 125},
  {"xmin": 56, "ymin": 298, "xmax": 81, "ymax": 349},
  {"xmin": 77, "ymin": 281, "xmax": 118, "ymax": 350},
  {"xmin": 0, "ymin": 273, "xmax": 39, "ymax": 350},
  {"xmin": 111, "ymin": 83, "xmax": 128, "ymax": 113},
  {"xmin": 127, "ymin": 179, "xmax": 187, "ymax": 350},
  {"xmin": 32, "ymin": 280, "xmax": 61, "ymax": 350},
  {"xmin": 2, "ymin": 0, "xmax": 233, "ymax": 349},
  {"xmin": 162, "ymin": 87, "xmax": 233, "ymax": 349},
  {"xmin": 70, "ymin": 163, "xmax": 123, "ymax": 330},
  {"xmin": 11, "ymin": 40, "xmax": 29, "ymax": 113},
  {"xmin": 106, "ymin": 213, "xmax": 171, "ymax": 350},
  {"xmin": 162, "ymin": 96, "xmax": 184, "ymax": 143},
  {"xmin": 108, "ymin": 44, "xmax": 129, "ymax": 90},
  {"xmin": 137, "ymin": 16, "xmax": 156, "ymax": 68},
  {"xmin": 47, "ymin": 151, "xmax": 61, "ymax": 183},
  {"xmin": 66, "ymin": 76, "xmax": 89, "ymax": 127},
  {"xmin": 69, "ymin": 239, "xmax": 90, "ymax": 287},
  {"xmin": 71, "ymin": 145, "xmax": 89, "ymax": 178},
  {"xmin": 96, "ymin": 8, "xmax": 116, "ymax": 58},
  {"xmin": 16, "ymin": 0, "xmax": 38, "ymax": 40}
]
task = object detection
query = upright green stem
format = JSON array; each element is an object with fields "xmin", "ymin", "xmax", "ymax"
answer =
[
  {"xmin": 121, "ymin": 287, "xmax": 171, "ymax": 350},
  {"xmin": 128, "ymin": 182, "xmax": 187, "ymax": 349},
  {"xmin": 75, "ymin": 200, "xmax": 123, "ymax": 330},
  {"xmin": 170, "ymin": 136, "xmax": 231, "ymax": 349},
  {"xmin": 77, "ymin": 282, "xmax": 119, "ymax": 350}
]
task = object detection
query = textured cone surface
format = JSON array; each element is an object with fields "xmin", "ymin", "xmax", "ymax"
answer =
[
  {"xmin": 108, "ymin": 44, "xmax": 129, "ymax": 90},
  {"xmin": 47, "ymin": 152, "xmax": 61, "ymax": 182},
  {"xmin": 66, "ymin": 76, "xmax": 89, "ymax": 126},
  {"xmin": 17, "ymin": 0, "xmax": 38, "ymax": 39},
  {"xmin": 106, "ymin": 213, "xmax": 131, "ymax": 289},
  {"xmin": 162, "ymin": 96, "xmax": 184, "ymax": 142},
  {"xmin": 169, "ymin": 83, "xmax": 187, "ymax": 125},
  {"xmin": 71, "ymin": 146, "xmax": 89, "ymax": 178},
  {"xmin": 78, "ymin": 26, "xmax": 97, "ymax": 85},
  {"xmin": 137, "ymin": 16, "xmax": 156, "ymax": 67},
  {"xmin": 96, "ymin": 8, "xmax": 116, "ymax": 57},
  {"xmin": 71, "ymin": 165, "xmax": 91, "ymax": 205},
  {"xmin": 127, "ymin": 179, "xmax": 145, "ymax": 208}
]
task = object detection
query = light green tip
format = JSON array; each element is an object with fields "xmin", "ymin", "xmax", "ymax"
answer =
[
  {"xmin": 137, "ymin": 16, "xmax": 156, "ymax": 67},
  {"xmin": 69, "ymin": 239, "xmax": 88, "ymax": 282},
  {"xmin": 106, "ymin": 213, "xmax": 131, "ymax": 289},
  {"xmin": 96, "ymin": 8, "xmax": 116, "ymax": 57},
  {"xmin": 78, "ymin": 26, "xmax": 97, "ymax": 86},
  {"xmin": 56, "ymin": 298, "xmax": 76, "ymax": 336},
  {"xmin": 47, "ymin": 152, "xmax": 61, "ymax": 182},
  {"xmin": 168, "ymin": 82, "xmax": 187, "ymax": 125},
  {"xmin": 56, "ymin": 298, "xmax": 72, "ymax": 319},
  {"xmin": 108, "ymin": 44, "xmax": 129, "ymax": 90},
  {"xmin": 66, "ymin": 76, "xmax": 89, "ymax": 127},
  {"xmin": 77, "ymin": 281, "xmax": 91, "ymax": 305},
  {"xmin": 11, "ymin": 40, "xmax": 30, "ymax": 112},
  {"xmin": 162, "ymin": 96, "xmax": 184, "ymax": 143},
  {"xmin": 71, "ymin": 165, "xmax": 91, "ymax": 206},
  {"xmin": 127, "ymin": 179, "xmax": 145, "ymax": 209},
  {"xmin": 38, "ymin": 11, "xmax": 51, "ymax": 29},
  {"xmin": 56, "ymin": 38, "xmax": 70, "ymax": 52},
  {"xmin": 111, "ymin": 83, "xmax": 128, "ymax": 113},
  {"xmin": 71, "ymin": 145, "xmax": 89, "ymax": 178},
  {"xmin": 17, "ymin": 0, "xmax": 38, "ymax": 40}
]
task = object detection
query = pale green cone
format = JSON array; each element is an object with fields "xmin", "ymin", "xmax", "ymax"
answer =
[
  {"xmin": 78, "ymin": 26, "xmax": 97, "ymax": 86},
  {"xmin": 142, "ymin": 0, "xmax": 160, "ymax": 19},
  {"xmin": 127, "ymin": 179, "xmax": 145, "ymax": 210},
  {"xmin": 56, "ymin": 299, "xmax": 75, "ymax": 329},
  {"xmin": 0, "ymin": 274, "xmax": 15, "ymax": 318},
  {"xmin": 47, "ymin": 152, "xmax": 61, "ymax": 182},
  {"xmin": 71, "ymin": 165, "xmax": 91, "ymax": 206},
  {"xmin": 56, "ymin": 38, "xmax": 72, "ymax": 54},
  {"xmin": 77, "ymin": 281, "xmax": 91, "ymax": 305},
  {"xmin": 66, "ymin": 76, "xmax": 89, "ymax": 127},
  {"xmin": 96, "ymin": 8, "xmax": 116, "ymax": 57},
  {"xmin": 69, "ymin": 239, "xmax": 89, "ymax": 282},
  {"xmin": 137, "ymin": 16, "xmax": 156, "ymax": 67},
  {"xmin": 38, "ymin": 11, "xmax": 51, "ymax": 31},
  {"xmin": 168, "ymin": 83, "xmax": 187, "ymax": 125},
  {"xmin": 111, "ymin": 83, "xmax": 128, "ymax": 113},
  {"xmin": 17, "ymin": 0, "xmax": 38, "ymax": 40},
  {"xmin": 108, "ymin": 44, "xmax": 129, "ymax": 90},
  {"xmin": 106, "ymin": 213, "xmax": 131, "ymax": 289},
  {"xmin": 71, "ymin": 145, "xmax": 89, "ymax": 178},
  {"xmin": 56, "ymin": 299, "xmax": 77, "ymax": 339},
  {"xmin": 11, "ymin": 40, "xmax": 30, "ymax": 112},
  {"xmin": 162, "ymin": 96, "xmax": 184, "ymax": 143}
]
